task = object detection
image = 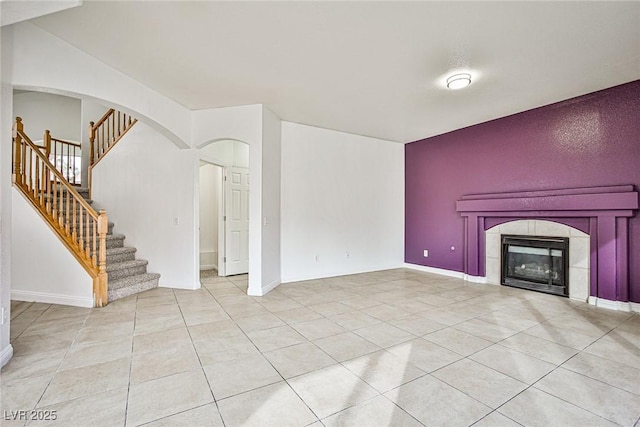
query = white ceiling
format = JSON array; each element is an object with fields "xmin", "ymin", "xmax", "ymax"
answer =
[{"xmin": 29, "ymin": 1, "xmax": 640, "ymax": 143}]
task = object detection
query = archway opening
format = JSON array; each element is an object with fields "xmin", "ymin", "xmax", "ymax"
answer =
[{"xmin": 198, "ymin": 139, "xmax": 250, "ymax": 289}]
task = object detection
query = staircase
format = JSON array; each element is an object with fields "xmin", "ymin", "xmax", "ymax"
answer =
[
  {"xmin": 12, "ymin": 111, "xmax": 159, "ymax": 307},
  {"xmin": 72, "ymin": 187, "xmax": 160, "ymax": 302}
]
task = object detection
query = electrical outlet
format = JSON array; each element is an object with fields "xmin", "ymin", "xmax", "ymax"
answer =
[
  {"xmin": 345, "ymin": 252, "xmax": 350, "ymax": 259},
  {"xmin": 314, "ymin": 255, "xmax": 319, "ymax": 262},
  {"xmin": 423, "ymin": 249, "xmax": 429, "ymax": 257}
]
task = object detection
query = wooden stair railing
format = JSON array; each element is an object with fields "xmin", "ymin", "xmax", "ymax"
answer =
[
  {"xmin": 88, "ymin": 109, "xmax": 137, "ymax": 196},
  {"xmin": 44, "ymin": 130, "xmax": 82, "ymax": 186},
  {"xmin": 12, "ymin": 117, "xmax": 108, "ymax": 307}
]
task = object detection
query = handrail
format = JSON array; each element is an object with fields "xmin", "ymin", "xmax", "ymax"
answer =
[
  {"xmin": 13, "ymin": 117, "xmax": 108, "ymax": 307},
  {"xmin": 45, "ymin": 130, "xmax": 82, "ymax": 186},
  {"xmin": 89, "ymin": 108, "xmax": 137, "ymax": 168}
]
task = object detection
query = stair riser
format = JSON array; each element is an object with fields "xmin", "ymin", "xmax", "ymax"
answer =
[
  {"xmin": 107, "ymin": 252, "xmax": 136, "ymax": 263},
  {"xmin": 106, "ymin": 238, "xmax": 125, "ymax": 249},
  {"xmin": 108, "ymin": 265, "xmax": 148, "ymax": 280},
  {"xmin": 108, "ymin": 277, "xmax": 159, "ymax": 302}
]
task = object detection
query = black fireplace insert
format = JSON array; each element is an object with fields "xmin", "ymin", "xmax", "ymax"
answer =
[{"xmin": 501, "ymin": 235, "xmax": 569, "ymax": 297}]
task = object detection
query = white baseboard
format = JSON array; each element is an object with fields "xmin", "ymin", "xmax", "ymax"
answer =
[
  {"xmin": 464, "ymin": 274, "xmax": 488, "ymax": 284},
  {"xmin": 248, "ymin": 278, "xmax": 281, "ymax": 297},
  {"xmin": 588, "ymin": 297, "xmax": 640, "ymax": 312},
  {"xmin": 404, "ymin": 263, "xmax": 488, "ymax": 284},
  {"xmin": 403, "ymin": 263, "xmax": 465, "ymax": 279},
  {"xmin": 159, "ymin": 281, "xmax": 201, "ymax": 290},
  {"xmin": 1, "ymin": 344, "xmax": 13, "ymax": 368},
  {"xmin": 11, "ymin": 290, "xmax": 93, "ymax": 308},
  {"xmin": 281, "ymin": 263, "xmax": 404, "ymax": 285}
]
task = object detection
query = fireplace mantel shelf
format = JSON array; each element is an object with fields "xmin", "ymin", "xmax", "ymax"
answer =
[{"xmin": 456, "ymin": 185, "xmax": 638, "ymax": 214}]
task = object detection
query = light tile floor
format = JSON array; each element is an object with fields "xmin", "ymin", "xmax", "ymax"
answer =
[{"xmin": 2, "ymin": 269, "xmax": 640, "ymax": 427}]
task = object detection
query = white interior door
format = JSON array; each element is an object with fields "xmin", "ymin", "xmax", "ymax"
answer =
[{"xmin": 223, "ymin": 166, "xmax": 249, "ymax": 275}]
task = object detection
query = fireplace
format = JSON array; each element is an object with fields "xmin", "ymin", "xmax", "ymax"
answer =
[{"xmin": 501, "ymin": 235, "xmax": 569, "ymax": 297}]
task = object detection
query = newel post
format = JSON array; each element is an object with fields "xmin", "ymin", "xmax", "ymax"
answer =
[
  {"xmin": 13, "ymin": 117, "xmax": 23, "ymax": 183},
  {"xmin": 96, "ymin": 209, "xmax": 109, "ymax": 307},
  {"xmin": 44, "ymin": 129, "xmax": 51, "ymax": 157}
]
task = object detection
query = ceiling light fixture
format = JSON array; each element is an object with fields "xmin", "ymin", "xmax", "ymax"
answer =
[{"xmin": 446, "ymin": 73, "xmax": 472, "ymax": 90}]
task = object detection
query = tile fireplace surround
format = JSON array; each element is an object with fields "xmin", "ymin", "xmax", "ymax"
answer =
[
  {"xmin": 485, "ymin": 220, "xmax": 589, "ymax": 302},
  {"xmin": 456, "ymin": 186, "xmax": 638, "ymax": 310}
]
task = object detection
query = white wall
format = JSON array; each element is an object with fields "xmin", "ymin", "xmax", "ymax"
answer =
[
  {"xmin": 11, "ymin": 190, "xmax": 93, "ymax": 307},
  {"xmin": 1, "ymin": 27, "xmax": 14, "ymax": 367},
  {"xmin": 259, "ymin": 107, "xmax": 281, "ymax": 294},
  {"xmin": 199, "ymin": 163, "xmax": 221, "ymax": 270},
  {"xmin": 13, "ymin": 91, "xmax": 81, "ymax": 142},
  {"xmin": 10, "ymin": 22, "xmax": 191, "ymax": 148},
  {"xmin": 281, "ymin": 122, "xmax": 405, "ymax": 283},
  {"xmin": 91, "ymin": 121, "xmax": 198, "ymax": 289}
]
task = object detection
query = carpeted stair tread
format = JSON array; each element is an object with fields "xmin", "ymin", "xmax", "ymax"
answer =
[
  {"xmin": 106, "ymin": 259, "xmax": 148, "ymax": 272},
  {"xmin": 105, "ymin": 234, "xmax": 126, "ymax": 249},
  {"xmin": 108, "ymin": 273, "xmax": 160, "ymax": 301},
  {"xmin": 107, "ymin": 247, "xmax": 137, "ymax": 256},
  {"xmin": 106, "ymin": 259, "xmax": 149, "ymax": 281}
]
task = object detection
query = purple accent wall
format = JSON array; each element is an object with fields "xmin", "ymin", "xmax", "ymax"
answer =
[{"xmin": 405, "ymin": 80, "xmax": 640, "ymax": 302}]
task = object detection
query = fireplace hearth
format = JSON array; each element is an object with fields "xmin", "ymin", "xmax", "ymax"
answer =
[{"xmin": 502, "ymin": 235, "xmax": 569, "ymax": 297}]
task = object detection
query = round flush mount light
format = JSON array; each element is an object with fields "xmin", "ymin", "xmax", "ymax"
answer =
[{"xmin": 446, "ymin": 73, "xmax": 472, "ymax": 90}]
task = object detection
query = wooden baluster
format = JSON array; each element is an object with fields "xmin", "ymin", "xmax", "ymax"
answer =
[
  {"xmin": 51, "ymin": 179, "xmax": 57, "ymax": 219},
  {"xmin": 45, "ymin": 164, "xmax": 51, "ymax": 214},
  {"xmin": 40, "ymin": 159, "xmax": 46, "ymax": 206},
  {"xmin": 75, "ymin": 146, "xmax": 78, "ymax": 183},
  {"xmin": 70, "ymin": 145, "xmax": 74, "ymax": 183},
  {"xmin": 118, "ymin": 111, "xmax": 121, "ymax": 135},
  {"xmin": 89, "ymin": 121, "xmax": 95, "ymax": 166},
  {"xmin": 78, "ymin": 207, "xmax": 84, "ymax": 254},
  {"xmin": 34, "ymin": 153, "xmax": 39, "ymax": 199},
  {"xmin": 21, "ymin": 138, "xmax": 27, "ymax": 189},
  {"xmin": 111, "ymin": 112, "xmax": 115, "ymax": 144},
  {"xmin": 97, "ymin": 210, "xmax": 108, "ymax": 306},
  {"xmin": 92, "ymin": 219, "xmax": 97, "ymax": 267},
  {"xmin": 75, "ymin": 145, "xmax": 79, "ymax": 184},
  {"xmin": 72, "ymin": 197, "xmax": 77, "ymax": 242},
  {"xmin": 52, "ymin": 175, "xmax": 57, "ymax": 215},
  {"xmin": 56, "ymin": 178, "xmax": 65, "ymax": 228},
  {"xmin": 26, "ymin": 147, "xmax": 32, "ymax": 193},
  {"xmin": 85, "ymin": 212, "xmax": 91, "ymax": 259},
  {"xmin": 65, "ymin": 185, "xmax": 70, "ymax": 234},
  {"xmin": 13, "ymin": 117, "xmax": 23, "ymax": 184}
]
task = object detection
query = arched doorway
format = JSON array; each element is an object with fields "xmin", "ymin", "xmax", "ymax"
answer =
[{"xmin": 198, "ymin": 139, "xmax": 250, "ymax": 279}]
